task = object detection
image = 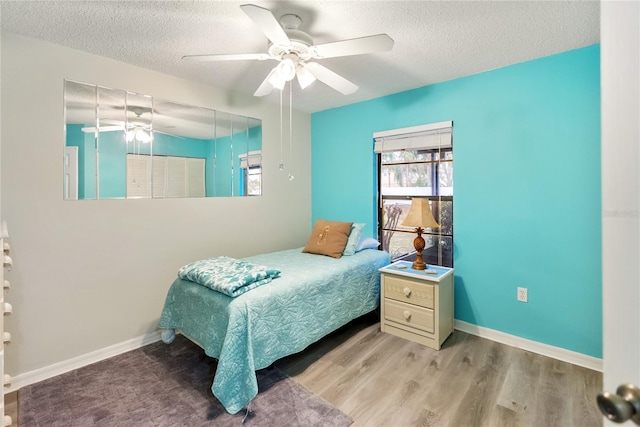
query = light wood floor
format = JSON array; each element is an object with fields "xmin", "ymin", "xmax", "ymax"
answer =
[{"xmin": 277, "ymin": 313, "xmax": 603, "ymax": 427}]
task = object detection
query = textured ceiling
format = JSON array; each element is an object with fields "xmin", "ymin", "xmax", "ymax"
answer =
[{"xmin": 0, "ymin": 1, "xmax": 600, "ymax": 114}]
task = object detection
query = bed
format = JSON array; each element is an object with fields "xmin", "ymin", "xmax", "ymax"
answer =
[{"xmin": 158, "ymin": 246, "xmax": 390, "ymax": 414}]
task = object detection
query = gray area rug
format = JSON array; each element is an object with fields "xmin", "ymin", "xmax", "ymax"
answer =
[{"xmin": 19, "ymin": 335, "xmax": 353, "ymax": 426}]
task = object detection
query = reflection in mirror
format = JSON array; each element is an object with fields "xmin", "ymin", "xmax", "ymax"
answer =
[{"xmin": 64, "ymin": 80, "xmax": 262, "ymax": 200}]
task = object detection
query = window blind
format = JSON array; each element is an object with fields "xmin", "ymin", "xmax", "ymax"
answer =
[
  {"xmin": 239, "ymin": 150, "xmax": 262, "ymax": 168},
  {"xmin": 126, "ymin": 155, "xmax": 151, "ymax": 198},
  {"xmin": 187, "ymin": 158, "xmax": 206, "ymax": 197},
  {"xmin": 167, "ymin": 157, "xmax": 187, "ymax": 198},
  {"xmin": 152, "ymin": 156, "xmax": 168, "ymax": 198},
  {"xmin": 373, "ymin": 121, "xmax": 453, "ymax": 153}
]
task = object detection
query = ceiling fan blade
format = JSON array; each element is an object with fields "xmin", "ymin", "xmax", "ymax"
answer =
[
  {"xmin": 253, "ymin": 68, "xmax": 278, "ymax": 97},
  {"xmin": 240, "ymin": 4, "xmax": 291, "ymax": 46},
  {"xmin": 182, "ymin": 53, "xmax": 272, "ymax": 62},
  {"xmin": 311, "ymin": 34, "xmax": 394, "ymax": 59},
  {"xmin": 304, "ymin": 62, "xmax": 358, "ymax": 95},
  {"xmin": 100, "ymin": 119, "xmax": 124, "ymax": 126},
  {"xmin": 81, "ymin": 125, "xmax": 123, "ymax": 133}
]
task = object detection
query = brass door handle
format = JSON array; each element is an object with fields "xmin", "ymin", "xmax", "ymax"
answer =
[{"xmin": 598, "ymin": 384, "xmax": 640, "ymax": 425}]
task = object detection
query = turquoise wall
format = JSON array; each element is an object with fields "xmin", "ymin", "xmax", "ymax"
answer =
[
  {"xmin": 98, "ymin": 131, "xmax": 127, "ymax": 198},
  {"xmin": 311, "ymin": 45, "xmax": 602, "ymax": 357},
  {"xmin": 66, "ymin": 124, "xmax": 87, "ymax": 198}
]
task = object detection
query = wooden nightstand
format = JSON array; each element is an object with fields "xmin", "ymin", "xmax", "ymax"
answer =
[{"xmin": 379, "ymin": 261, "xmax": 454, "ymax": 350}]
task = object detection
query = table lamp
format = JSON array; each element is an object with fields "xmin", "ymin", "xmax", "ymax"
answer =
[{"xmin": 401, "ymin": 198, "xmax": 439, "ymax": 270}]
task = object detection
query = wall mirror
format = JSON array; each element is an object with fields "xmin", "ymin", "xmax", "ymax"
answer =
[{"xmin": 64, "ymin": 80, "xmax": 262, "ymax": 200}]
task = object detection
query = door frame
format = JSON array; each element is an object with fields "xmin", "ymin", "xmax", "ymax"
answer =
[{"xmin": 601, "ymin": 2, "xmax": 640, "ymax": 425}]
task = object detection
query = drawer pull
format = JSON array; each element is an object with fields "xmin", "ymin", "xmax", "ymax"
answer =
[
  {"xmin": 403, "ymin": 310, "xmax": 412, "ymax": 321},
  {"xmin": 3, "ymin": 255, "xmax": 13, "ymax": 269},
  {"xmin": 403, "ymin": 287, "xmax": 412, "ymax": 297}
]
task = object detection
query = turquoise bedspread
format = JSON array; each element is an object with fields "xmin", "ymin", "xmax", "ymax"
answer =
[{"xmin": 158, "ymin": 248, "xmax": 390, "ymax": 414}]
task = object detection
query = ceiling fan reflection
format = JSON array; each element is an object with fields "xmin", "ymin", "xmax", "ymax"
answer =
[{"xmin": 80, "ymin": 121, "xmax": 183, "ymax": 141}]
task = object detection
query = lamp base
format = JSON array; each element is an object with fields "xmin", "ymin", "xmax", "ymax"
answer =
[
  {"xmin": 412, "ymin": 259, "xmax": 426, "ymax": 270},
  {"xmin": 411, "ymin": 228, "xmax": 427, "ymax": 270}
]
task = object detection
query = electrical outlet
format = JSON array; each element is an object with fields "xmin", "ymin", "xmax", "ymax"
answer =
[{"xmin": 517, "ymin": 287, "xmax": 528, "ymax": 302}]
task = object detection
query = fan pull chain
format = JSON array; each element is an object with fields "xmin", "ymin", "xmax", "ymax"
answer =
[
  {"xmin": 288, "ymin": 81, "xmax": 294, "ymax": 181},
  {"xmin": 279, "ymin": 88, "xmax": 284, "ymax": 171}
]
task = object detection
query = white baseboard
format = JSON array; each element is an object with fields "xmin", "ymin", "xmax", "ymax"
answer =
[
  {"xmin": 4, "ymin": 330, "xmax": 162, "ymax": 393},
  {"xmin": 455, "ymin": 320, "xmax": 603, "ymax": 372}
]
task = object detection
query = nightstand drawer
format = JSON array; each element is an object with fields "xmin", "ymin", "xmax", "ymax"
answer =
[
  {"xmin": 384, "ymin": 299, "xmax": 434, "ymax": 334},
  {"xmin": 384, "ymin": 276, "xmax": 434, "ymax": 309}
]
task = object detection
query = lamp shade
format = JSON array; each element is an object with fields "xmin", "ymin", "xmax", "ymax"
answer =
[
  {"xmin": 296, "ymin": 65, "xmax": 317, "ymax": 89},
  {"xmin": 401, "ymin": 198, "xmax": 439, "ymax": 229},
  {"xmin": 276, "ymin": 58, "xmax": 296, "ymax": 81},
  {"xmin": 268, "ymin": 71, "xmax": 286, "ymax": 90}
]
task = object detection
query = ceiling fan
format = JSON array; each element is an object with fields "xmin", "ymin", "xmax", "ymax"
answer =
[
  {"xmin": 183, "ymin": 4, "xmax": 394, "ymax": 97},
  {"xmin": 82, "ymin": 122, "xmax": 152, "ymax": 143},
  {"xmin": 81, "ymin": 107, "xmax": 179, "ymax": 142}
]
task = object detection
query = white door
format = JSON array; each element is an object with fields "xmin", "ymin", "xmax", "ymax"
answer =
[
  {"xmin": 601, "ymin": 1, "xmax": 640, "ymax": 425},
  {"xmin": 64, "ymin": 146, "xmax": 78, "ymax": 200}
]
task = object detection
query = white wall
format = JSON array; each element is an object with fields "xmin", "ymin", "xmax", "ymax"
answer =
[{"xmin": 0, "ymin": 32, "xmax": 311, "ymax": 380}]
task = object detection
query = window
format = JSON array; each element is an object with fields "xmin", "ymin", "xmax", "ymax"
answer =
[
  {"xmin": 245, "ymin": 166, "xmax": 262, "ymax": 196},
  {"xmin": 239, "ymin": 150, "xmax": 262, "ymax": 196},
  {"xmin": 375, "ymin": 122, "xmax": 453, "ymax": 267}
]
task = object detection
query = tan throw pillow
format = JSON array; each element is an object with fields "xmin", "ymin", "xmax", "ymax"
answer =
[{"xmin": 302, "ymin": 219, "xmax": 354, "ymax": 259}]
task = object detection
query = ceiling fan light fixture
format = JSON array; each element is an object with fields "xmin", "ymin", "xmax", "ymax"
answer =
[
  {"xmin": 137, "ymin": 129, "xmax": 151, "ymax": 143},
  {"xmin": 276, "ymin": 55, "xmax": 297, "ymax": 81},
  {"xmin": 267, "ymin": 71, "xmax": 286, "ymax": 90},
  {"xmin": 126, "ymin": 127, "xmax": 151, "ymax": 143},
  {"xmin": 296, "ymin": 65, "xmax": 316, "ymax": 89}
]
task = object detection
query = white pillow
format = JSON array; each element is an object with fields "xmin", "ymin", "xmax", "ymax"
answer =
[
  {"xmin": 355, "ymin": 237, "xmax": 380, "ymax": 252},
  {"xmin": 343, "ymin": 223, "xmax": 366, "ymax": 256}
]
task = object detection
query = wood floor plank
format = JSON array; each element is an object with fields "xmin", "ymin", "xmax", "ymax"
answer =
[
  {"xmin": 486, "ymin": 404, "xmax": 520, "ymax": 427},
  {"xmin": 530, "ymin": 357, "xmax": 574, "ymax": 426},
  {"xmin": 280, "ymin": 312, "xmax": 379, "ymax": 377},
  {"xmin": 277, "ymin": 318, "xmax": 604, "ymax": 427},
  {"xmin": 570, "ymin": 364, "xmax": 603, "ymax": 427},
  {"xmin": 491, "ymin": 348, "xmax": 543, "ymax": 425},
  {"xmin": 416, "ymin": 334, "xmax": 495, "ymax": 425},
  {"xmin": 294, "ymin": 325, "xmax": 393, "ymax": 399},
  {"xmin": 368, "ymin": 331, "xmax": 471, "ymax": 427},
  {"xmin": 446, "ymin": 340, "xmax": 513, "ymax": 426},
  {"xmin": 331, "ymin": 336, "xmax": 416, "ymax": 414}
]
